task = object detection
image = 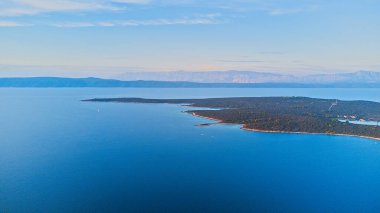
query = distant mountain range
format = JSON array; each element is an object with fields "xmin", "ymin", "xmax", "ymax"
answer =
[
  {"xmin": 1, "ymin": 75, "xmax": 380, "ymax": 88},
  {"xmin": 117, "ymin": 70, "xmax": 380, "ymax": 84}
]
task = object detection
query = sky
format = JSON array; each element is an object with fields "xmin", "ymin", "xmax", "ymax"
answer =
[{"xmin": 0, "ymin": 0, "xmax": 379, "ymax": 78}]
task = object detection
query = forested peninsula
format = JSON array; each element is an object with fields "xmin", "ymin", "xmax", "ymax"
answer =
[{"xmin": 84, "ymin": 97, "xmax": 380, "ymax": 140}]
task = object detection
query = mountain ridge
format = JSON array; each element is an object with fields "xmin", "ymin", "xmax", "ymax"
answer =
[{"xmin": 117, "ymin": 70, "xmax": 380, "ymax": 84}]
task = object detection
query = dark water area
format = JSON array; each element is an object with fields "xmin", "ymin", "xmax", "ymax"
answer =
[{"xmin": 1, "ymin": 88, "xmax": 380, "ymax": 212}]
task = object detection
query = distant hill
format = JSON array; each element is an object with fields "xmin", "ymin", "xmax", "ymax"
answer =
[
  {"xmin": 299, "ymin": 71, "xmax": 380, "ymax": 84},
  {"xmin": 117, "ymin": 70, "xmax": 380, "ymax": 84},
  {"xmin": 1, "ymin": 77, "xmax": 380, "ymax": 88},
  {"xmin": 116, "ymin": 70, "xmax": 293, "ymax": 83}
]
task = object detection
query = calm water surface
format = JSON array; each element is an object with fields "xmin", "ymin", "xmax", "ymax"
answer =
[{"xmin": 1, "ymin": 88, "xmax": 380, "ymax": 212}]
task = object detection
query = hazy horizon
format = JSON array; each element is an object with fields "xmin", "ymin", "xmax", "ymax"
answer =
[{"xmin": 1, "ymin": 70, "xmax": 380, "ymax": 80}]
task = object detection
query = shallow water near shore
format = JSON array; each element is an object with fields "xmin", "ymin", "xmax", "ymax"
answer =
[{"xmin": 1, "ymin": 88, "xmax": 380, "ymax": 212}]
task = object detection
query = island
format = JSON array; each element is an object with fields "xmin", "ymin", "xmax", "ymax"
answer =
[{"xmin": 84, "ymin": 97, "xmax": 380, "ymax": 140}]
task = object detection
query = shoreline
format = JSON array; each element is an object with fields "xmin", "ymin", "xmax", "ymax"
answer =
[
  {"xmin": 191, "ymin": 112, "xmax": 380, "ymax": 142},
  {"xmin": 191, "ymin": 112, "xmax": 224, "ymax": 122}
]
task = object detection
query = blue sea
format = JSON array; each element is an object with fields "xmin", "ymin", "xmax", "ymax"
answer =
[{"xmin": 1, "ymin": 88, "xmax": 380, "ymax": 213}]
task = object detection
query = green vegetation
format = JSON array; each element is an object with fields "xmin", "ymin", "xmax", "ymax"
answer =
[{"xmin": 85, "ymin": 97, "xmax": 380, "ymax": 139}]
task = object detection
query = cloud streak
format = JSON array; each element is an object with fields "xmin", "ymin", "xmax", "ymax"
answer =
[
  {"xmin": 0, "ymin": 20, "xmax": 26, "ymax": 27},
  {"xmin": 51, "ymin": 15, "xmax": 221, "ymax": 27},
  {"xmin": 0, "ymin": 0, "xmax": 223, "ymax": 27},
  {"xmin": 217, "ymin": 60, "xmax": 265, "ymax": 63},
  {"xmin": 269, "ymin": 5, "xmax": 319, "ymax": 16},
  {"xmin": 111, "ymin": 0, "xmax": 150, "ymax": 4},
  {"xmin": 0, "ymin": 0, "xmax": 128, "ymax": 16},
  {"xmin": 0, "ymin": 0, "xmax": 320, "ymax": 17}
]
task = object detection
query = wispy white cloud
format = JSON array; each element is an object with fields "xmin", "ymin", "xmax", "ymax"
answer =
[
  {"xmin": 0, "ymin": 20, "xmax": 26, "ymax": 27},
  {"xmin": 0, "ymin": 0, "xmax": 131, "ymax": 16},
  {"xmin": 111, "ymin": 0, "xmax": 151, "ymax": 4},
  {"xmin": 0, "ymin": 0, "xmax": 319, "ymax": 29},
  {"xmin": 16, "ymin": 0, "xmax": 105, "ymax": 11},
  {"xmin": 0, "ymin": 0, "xmax": 198, "ymax": 17},
  {"xmin": 52, "ymin": 14, "xmax": 221, "ymax": 27},
  {"xmin": 269, "ymin": 5, "xmax": 319, "ymax": 16},
  {"xmin": 217, "ymin": 60, "xmax": 265, "ymax": 63},
  {"xmin": 258, "ymin": 51, "xmax": 285, "ymax": 55},
  {"xmin": 0, "ymin": 0, "xmax": 223, "ymax": 27},
  {"xmin": 208, "ymin": 1, "xmax": 320, "ymax": 16},
  {"xmin": 51, "ymin": 22, "xmax": 96, "ymax": 28},
  {"xmin": 0, "ymin": 0, "xmax": 320, "ymax": 17}
]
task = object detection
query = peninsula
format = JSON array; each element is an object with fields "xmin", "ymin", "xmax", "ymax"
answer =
[{"xmin": 84, "ymin": 97, "xmax": 380, "ymax": 140}]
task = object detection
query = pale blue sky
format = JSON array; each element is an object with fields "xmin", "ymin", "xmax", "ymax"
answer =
[{"xmin": 0, "ymin": 0, "xmax": 379, "ymax": 77}]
